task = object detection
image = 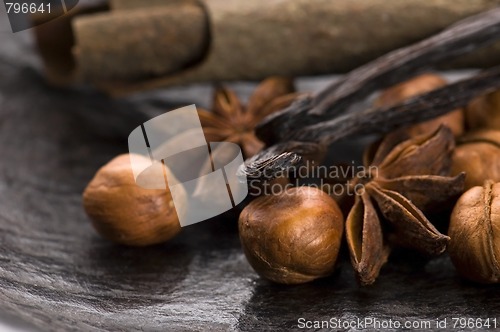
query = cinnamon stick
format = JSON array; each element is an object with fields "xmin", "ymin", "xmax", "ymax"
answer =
[
  {"xmin": 110, "ymin": 0, "xmax": 198, "ymax": 10},
  {"xmin": 33, "ymin": 0, "xmax": 500, "ymax": 94},
  {"xmin": 73, "ymin": 3, "xmax": 208, "ymax": 82}
]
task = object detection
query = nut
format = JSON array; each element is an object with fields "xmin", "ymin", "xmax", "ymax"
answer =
[
  {"xmin": 448, "ymin": 180, "xmax": 500, "ymax": 283},
  {"xmin": 375, "ymin": 73, "xmax": 464, "ymax": 137},
  {"xmin": 83, "ymin": 154, "xmax": 183, "ymax": 246},
  {"xmin": 451, "ymin": 129, "xmax": 500, "ymax": 190},
  {"xmin": 238, "ymin": 187, "xmax": 344, "ymax": 284},
  {"xmin": 465, "ymin": 89, "xmax": 500, "ymax": 130}
]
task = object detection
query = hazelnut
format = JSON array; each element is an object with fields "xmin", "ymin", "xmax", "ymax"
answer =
[
  {"xmin": 465, "ymin": 89, "xmax": 500, "ymax": 130},
  {"xmin": 83, "ymin": 154, "xmax": 183, "ymax": 246},
  {"xmin": 375, "ymin": 73, "xmax": 464, "ymax": 137},
  {"xmin": 451, "ymin": 130, "xmax": 500, "ymax": 190},
  {"xmin": 448, "ymin": 181, "xmax": 500, "ymax": 283},
  {"xmin": 238, "ymin": 187, "xmax": 344, "ymax": 284}
]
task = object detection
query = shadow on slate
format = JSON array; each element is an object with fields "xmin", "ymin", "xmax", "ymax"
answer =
[{"xmin": 0, "ymin": 41, "xmax": 499, "ymax": 332}]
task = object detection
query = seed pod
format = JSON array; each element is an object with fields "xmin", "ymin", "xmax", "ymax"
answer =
[{"xmin": 448, "ymin": 180, "xmax": 500, "ymax": 283}]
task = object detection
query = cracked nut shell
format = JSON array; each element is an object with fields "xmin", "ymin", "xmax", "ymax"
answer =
[
  {"xmin": 448, "ymin": 181, "xmax": 500, "ymax": 283},
  {"xmin": 238, "ymin": 187, "xmax": 344, "ymax": 284},
  {"xmin": 83, "ymin": 154, "xmax": 183, "ymax": 246}
]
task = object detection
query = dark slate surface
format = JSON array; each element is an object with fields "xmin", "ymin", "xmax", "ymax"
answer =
[{"xmin": 0, "ymin": 11, "xmax": 498, "ymax": 332}]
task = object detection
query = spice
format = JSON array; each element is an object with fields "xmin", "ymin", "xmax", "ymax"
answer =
[
  {"xmin": 238, "ymin": 187, "xmax": 343, "ymax": 284},
  {"xmin": 248, "ymin": 9, "xmax": 500, "ymax": 179},
  {"xmin": 83, "ymin": 154, "xmax": 183, "ymax": 246},
  {"xmin": 451, "ymin": 129, "xmax": 500, "ymax": 190},
  {"xmin": 198, "ymin": 77, "xmax": 298, "ymax": 158},
  {"xmin": 374, "ymin": 73, "xmax": 464, "ymax": 138},
  {"xmin": 34, "ymin": 2, "xmax": 500, "ymax": 94},
  {"xmin": 448, "ymin": 180, "xmax": 500, "ymax": 283},
  {"xmin": 344, "ymin": 127, "xmax": 465, "ymax": 285}
]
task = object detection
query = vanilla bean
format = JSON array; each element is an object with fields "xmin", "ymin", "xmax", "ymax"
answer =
[
  {"xmin": 256, "ymin": 8, "xmax": 500, "ymax": 145},
  {"xmin": 239, "ymin": 142, "xmax": 318, "ymax": 179},
  {"xmin": 296, "ymin": 66, "xmax": 500, "ymax": 143},
  {"xmin": 244, "ymin": 66, "xmax": 500, "ymax": 179}
]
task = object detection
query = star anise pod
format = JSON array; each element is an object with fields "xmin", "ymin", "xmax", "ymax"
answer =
[
  {"xmin": 198, "ymin": 77, "xmax": 299, "ymax": 158},
  {"xmin": 345, "ymin": 126, "xmax": 465, "ymax": 285}
]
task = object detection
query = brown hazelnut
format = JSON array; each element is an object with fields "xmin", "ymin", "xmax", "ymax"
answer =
[
  {"xmin": 451, "ymin": 130, "xmax": 500, "ymax": 190},
  {"xmin": 448, "ymin": 180, "xmax": 500, "ymax": 283},
  {"xmin": 375, "ymin": 73, "xmax": 464, "ymax": 137},
  {"xmin": 83, "ymin": 154, "xmax": 184, "ymax": 246},
  {"xmin": 238, "ymin": 187, "xmax": 344, "ymax": 284},
  {"xmin": 465, "ymin": 89, "xmax": 500, "ymax": 130}
]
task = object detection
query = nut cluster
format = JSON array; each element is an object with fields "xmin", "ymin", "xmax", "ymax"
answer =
[
  {"xmin": 81, "ymin": 76, "xmax": 500, "ymax": 286},
  {"xmin": 365, "ymin": 76, "xmax": 500, "ymax": 284},
  {"xmin": 446, "ymin": 90, "xmax": 500, "ymax": 283}
]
